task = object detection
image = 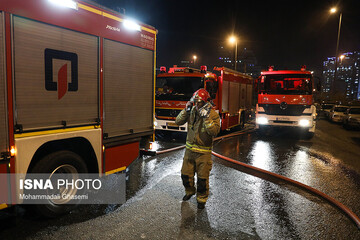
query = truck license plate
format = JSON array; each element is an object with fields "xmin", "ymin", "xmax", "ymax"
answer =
[{"xmin": 276, "ymin": 117, "xmax": 290, "ymax": 121}]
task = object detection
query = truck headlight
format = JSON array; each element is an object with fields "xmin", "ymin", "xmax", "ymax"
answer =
[
  {"xmin": 256, "ymin": 117, "xmax": 268, "ymax": 125},
  {"xmin": 299, "ymin": 119, "xmax": 310, "ymax": 127}
]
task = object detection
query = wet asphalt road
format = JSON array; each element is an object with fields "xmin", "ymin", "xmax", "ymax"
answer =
[{"xmin": 0, "ymin": 119, "xmax": 360, "ymax": 239}]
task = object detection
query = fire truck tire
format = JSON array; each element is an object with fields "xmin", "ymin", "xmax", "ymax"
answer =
[
  {"xmin": 30, "ymin": 150, "xmax": 88, "ymax": 218},
  {"xmin": 240, "ymin": 113, "xmax": 245, "ymax": 129},
  {"xmin": 233, "ymin": 113, "xmax": 245, "ymax": 131}
]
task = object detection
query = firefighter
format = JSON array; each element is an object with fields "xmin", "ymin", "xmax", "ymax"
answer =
[{"xmin": 175, "ymin": 89, "xmax": 220, "ymax": 209}]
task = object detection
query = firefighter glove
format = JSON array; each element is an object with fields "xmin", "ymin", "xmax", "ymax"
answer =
[{"xmin": 199, "ymin": 102, "xmax": 212, "ymax": 118}]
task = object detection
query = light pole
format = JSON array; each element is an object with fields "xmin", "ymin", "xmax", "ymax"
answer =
[
  {"xmin": 330, "ymin": 7, "xmax": 342, "ymax": 94},
  {"xmin": 229, "ymin": 36, "xmax": 237, "ymax": 71},
  {"xmin": 193, "ymin": 55, "xmax": 197, "ymax": 66}
]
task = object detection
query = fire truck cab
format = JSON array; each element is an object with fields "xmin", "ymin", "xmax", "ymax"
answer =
[
  {"xmin": 155, "ymin": 66, "xmax": 217, "ymax": 132},
  {"xmin": 255, "ymin": 66, "xmax": 317, "ymax": 138},
  {"xmin": 155, "ymin": 65, "xmax": 253, "ymax": 133}
]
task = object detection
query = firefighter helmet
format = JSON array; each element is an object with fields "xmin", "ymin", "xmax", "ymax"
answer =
[{"xmin": 192, "ymin": 89, "xmax": 210, "ymax": 103}]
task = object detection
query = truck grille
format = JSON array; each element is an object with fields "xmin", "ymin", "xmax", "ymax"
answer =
[
  {"xmin": 260, "ymin": 104, "xmax": 309, "ymax": 116},
  {"xmin": 155, "ymin": 109, "xmax": 182, "ymax": 118}
]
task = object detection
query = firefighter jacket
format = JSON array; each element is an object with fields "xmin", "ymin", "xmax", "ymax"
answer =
[{"xmin": 176, "ymin": 107, "xmax": 220, "ymax": 153}]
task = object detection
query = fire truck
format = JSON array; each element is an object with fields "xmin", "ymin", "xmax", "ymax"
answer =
[
  {"xmin": 0, "ymin": 0, "xmax": 156, "ymax": 216},
  {"xmin": 155, "ymin": 66, "xmax": 253, "ymax": 132},
  {"xmin": 255, "ymin": 66, "xmax": 317, "ymax": 138}
]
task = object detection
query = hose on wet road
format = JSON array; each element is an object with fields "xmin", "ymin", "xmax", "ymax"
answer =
[
  {"xmin": 155, "ymin": 127, "xmax": 360, "ymax": 229},
  {"xmin": 211, "ymin": 151, "xmax": 360, "ymax": 229}
]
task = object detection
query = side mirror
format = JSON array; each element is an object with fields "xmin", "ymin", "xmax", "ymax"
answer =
[
  {"xmin": 212, "ymin": 81, "xmax": 218, "ymax": 99},
  {"xmin": 205, "ymin": 80, "xmax": 218, "ymax": 99}
]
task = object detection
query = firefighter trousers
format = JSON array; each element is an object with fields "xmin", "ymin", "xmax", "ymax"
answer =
[{"xmin": 181, "ymin": 148, "xmax": 213, "ymax": 204}]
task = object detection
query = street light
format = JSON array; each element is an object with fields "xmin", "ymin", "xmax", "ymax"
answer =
[
  {"xmin": 340, "ymin": 54, "xmax": 345, "ymax": 61},
  {"xmin": 229, "ymin": 36, "xmax": 238, "ymax": 71},
  {"xmin": 330, "ymin": 7, "xmax": 343, "ymax": 94},
  {"xmin": 193, "ymin": 55, "xmax": 197, "ymax": 66}
]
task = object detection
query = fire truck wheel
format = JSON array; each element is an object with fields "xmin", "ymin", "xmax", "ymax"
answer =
[
  {"xmin": 30, "ymin": 150, "xmax": 88, "ymax": 218},
  {"xmin": 240, "ymin": 113, "xmax": 245, "ymax": 129}
]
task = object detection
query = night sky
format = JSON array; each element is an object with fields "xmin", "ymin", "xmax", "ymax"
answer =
[{"xmin": 92, "ymin": 0, "xmax": 360, "ymax": 75}]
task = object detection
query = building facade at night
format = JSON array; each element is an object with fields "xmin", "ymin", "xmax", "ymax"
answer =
[
  {"xmin": 217, "ymin": 47, "xmax": 261, "ymax": 78},
  {"xmin": 322, "ymin": 51, "xmax": 360, "ymax": 100}
]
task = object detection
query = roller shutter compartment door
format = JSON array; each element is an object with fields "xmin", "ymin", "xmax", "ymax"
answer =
[
  {"xmin": 0, "ymin": 12, "xmax": 8, "ymax": 154},
  {"xmin": 221, "ymin": 81, "xmax": 229, "ymax": 112},
  {"xmin": 229, "ymin": 82, "xmax": 239, "ymax": 114},
  {"xmin": 103, "ymin": 39, "xmax": 153, "ymax": 138},
  {"xmin": 240, "ymin": 84, "xmax": 247, "ymax": 108},
  {"xmin": 13, "ymin": 16, "xmax": 98, "ymax": 131}
]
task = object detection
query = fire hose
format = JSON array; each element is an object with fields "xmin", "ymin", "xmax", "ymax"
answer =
[{"xmin": 155, "ymin": 128, "xmax": 360, "ymax": 229}]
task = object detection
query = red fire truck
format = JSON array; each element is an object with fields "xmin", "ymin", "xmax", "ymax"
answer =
[
  {"xmin": 213, "ymin": 67, "xmax": 254, "ymax": 131},
  {"xmin": 255, "ymin": 66, "xmax": 317, "ymax": 138},
  {"xmin": 0, "ymin": 0, "xmax": 156, "ymax": 216},
  {"xmin": 155, "ymin": 66, "xmax": 253, "ymax": 132}
]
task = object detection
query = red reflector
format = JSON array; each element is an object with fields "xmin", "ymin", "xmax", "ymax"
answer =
[{"xmin": 160, "ymin": 66, "xmax": 166, "ymax": 72}]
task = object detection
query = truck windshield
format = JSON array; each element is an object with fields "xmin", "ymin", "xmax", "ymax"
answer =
[
  {"xmin": 260, "ymin": 74, "xmax": 312, "ymax": 95},
  {"xmin": 156, "ymin": 76, "xmax": 203, "ymax": 101}
]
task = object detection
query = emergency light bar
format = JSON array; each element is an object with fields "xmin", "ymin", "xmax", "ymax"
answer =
[
  {"xmin": 123, "ymin": 19, "xmax": 141, "ymax": 31},
  {"xmin": 48, "ymin": 0, "xmax": 78, "ymax": 10}
]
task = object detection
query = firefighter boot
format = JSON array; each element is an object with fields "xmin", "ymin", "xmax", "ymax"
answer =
[
  {"xmin": 196, "ymin": 178, "xmax": 208, "ymax": 209},
  {"xmin": 183, "ymin": 194, "xmax": 195, "ymax": 201},
  {"xmin": 197, "ymin": 202, "xmax": 205, "ymax": 209},
  {"xmin": 195, "ymin": 153, "xmax": 212, "ymax": 203}
]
